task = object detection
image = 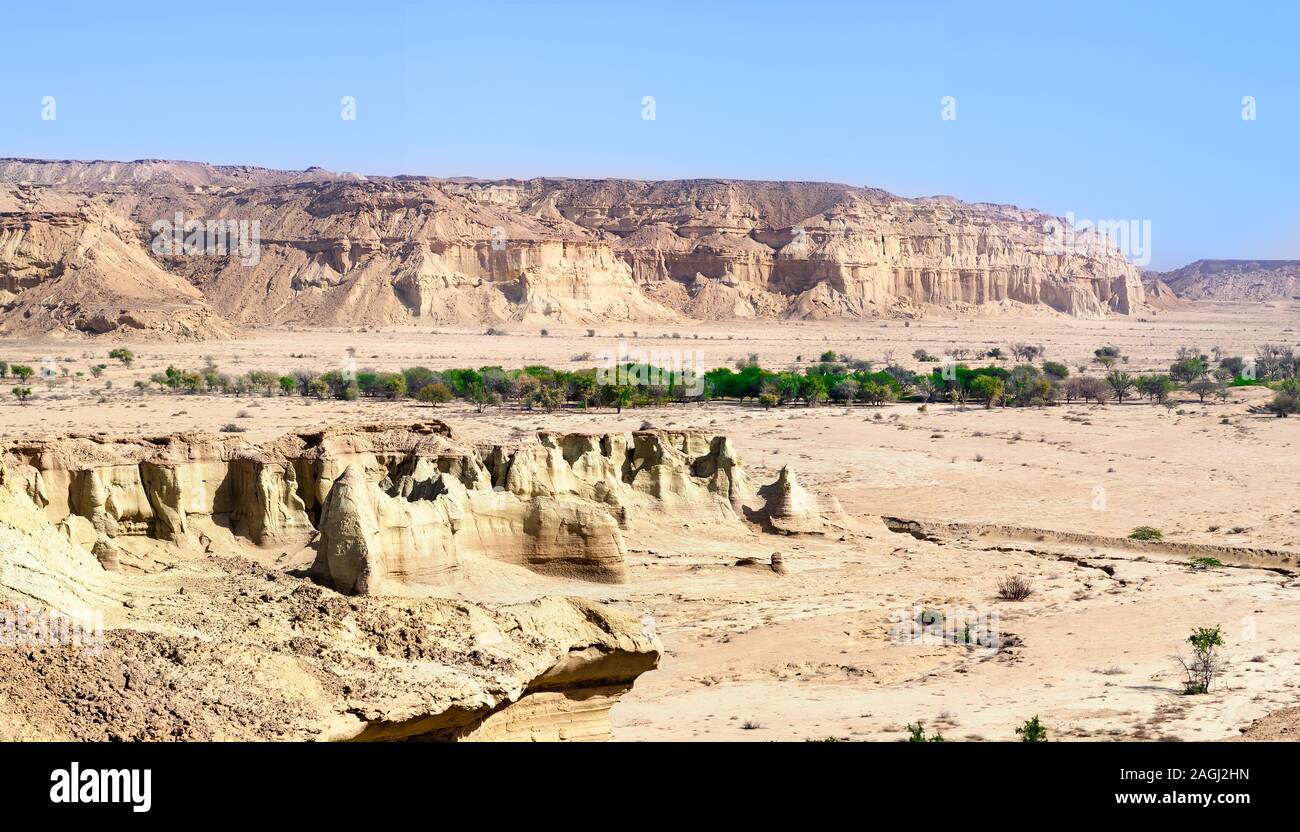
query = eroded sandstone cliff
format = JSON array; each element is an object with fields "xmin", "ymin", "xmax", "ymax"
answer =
[
  {"xmin": 4, "ymin": 421, "xmax": 836, "ymax": 593},
  {"xmin": 0, "ymin": 420, "xmax": 851, "ymax": 740},
  {"xmin": 0, "ymin": 159, "xmax": 1146, "ymax": 337},
  {"xmin": 0, "ymin": 427, "xmax": 667, "ymax": 741}
]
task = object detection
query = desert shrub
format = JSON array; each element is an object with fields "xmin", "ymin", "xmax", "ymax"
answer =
[
  {"xmin": 1128, "ymin": 526, "xmax": 1163, "ymax": 541},
  {"xmin": 1264, "ymin": 391, "xmax": 1300, "ymax": 417},
  {"xmin": 1178, "ymin": 626, "xmax": 1225, "ymax": 694},
  {"xmin": 1188, "ymin": 557, "xmax": 1223, "ymax": 570},
  {"xmin": 108, "ymin": 347, "xmax": 135, "ymax": 367},
  {"xmin": 1016, "ymin": 715, "xmax": 1048, "ymax": 742},
  {"xmin": 1010, "ymin": 343, "xmax": 1044, "ymax": 362},
  {"xmin": 1042, "ymin": 361, "xmax": 1069, "ymax": 380},
  {"xmin": 219, "ymin": 423, "xmax": 246, "ymax": 433},
  {"xmin": 12, "ymin": 386, "xmax": 33, "ymax": 403},
  {"xmin": 416, "ymin": 382, "xmax": 454, "ymax": 404},
  {"xmin": 906, "ymin": 722, "xmax": 944, "ymax": 743},
  {"xmin": 997, "ymin": 575, "xmax": 1033, "ymax": 601},
  {"xmin": 402, "ymin": 366, "xmax": 439, "ymax": 395},
  {"xmin": 758, "ymin": 392, "xmax": 778, "ymax": 409}
]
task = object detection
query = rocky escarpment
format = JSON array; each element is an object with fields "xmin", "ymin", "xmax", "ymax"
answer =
[
  {"xmin": 0, "ymin": 426, "xmax": 662, "ymax": 742},
  {"xmin": 0, "ymin": 209, "xmax": 233, "ymax": 339},
  {"xmin": 3, "ymin": 422, "xmax": 833, "ymax": 596},
  {"xmin": 0, "ymin": 158, "xmax": 1146, "ymax": 337},
  {"xmin": 1145, "ymin": 259, "xmax": 1300, "ymax": 302}
]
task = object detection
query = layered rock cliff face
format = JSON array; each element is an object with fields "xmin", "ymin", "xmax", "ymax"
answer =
[
  {"xmin": 0, "ymin": 420, "xmax": 848, "ymax": 740},
  {"xmin": 0, "ymin": 158, "xmax": 1146, "ymax": 337},
  {"xmin": 0, "ymin": 425, "xmax": 669, "ymax": 741},
  {"xmin": 3, "ymin": 422, "xmax": 818, "ymax": 596}
]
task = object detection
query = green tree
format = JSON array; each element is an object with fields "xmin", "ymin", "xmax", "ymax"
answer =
[
  {"xmin": 13, "ymin": 386, "xmax": 32, "ymax": 403},
  {"xmin": 1137, "ymin": 374, "xmax": 1174, "ymax": 404},
  {"xmin": 1105, "ymin": 370, "xmax": 1135, "ymax": 403},
  {"xmin": 1170, "ymin": 356, "xmax": 1208, "ymax": 383},
  {"xmin": 108, "ymin": 348, "xmax": 135, "ymax": 367},
  {"xmin": 381, "ymin": 373, "xmax": 407, "ymax": 399},
  {"xmin": 12, "ymin": 364, "xmax": 34, "ymax": 382},
  {"xmin": 278, "ymin": 375, "xmax": 296, "ymax": 395},
  {"xmin": 799, "ymin": 374, "xmax": 827, "ymax": 406},
  {"xmin": 1187, "ymin": 377, "xmax": 1222, "ymax": 403},
  {"xmin": 970, "ymin": 375, "xmax": 1004, "ymax": 408}
]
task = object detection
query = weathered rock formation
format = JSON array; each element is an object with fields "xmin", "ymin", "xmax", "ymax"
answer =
[
  {"xmin": 3, "ymin": 422, "xmax": 835, "ymax": 596},
  {"xmin": 0, "ymin": 158, "xmax": 1147, "ymax": 337},
  {"xmin": 749, "ymin": 465, "xmax": 853, "ymax": 535},
  {"xmin": 0, "ymin": 429, "xmax": 661, "ymax": 742}
]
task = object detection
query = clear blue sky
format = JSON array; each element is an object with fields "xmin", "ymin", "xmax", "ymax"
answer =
[{"xmin": 2, "ymin": 0, "xmax": 1296, "ymax": 269}]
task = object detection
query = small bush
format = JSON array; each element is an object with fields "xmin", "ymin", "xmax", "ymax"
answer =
[
  {"xmin": 1178, "ymin": 626, "xmax": 1225, "ymax": 694},
  {"xmin": 219, "ymin": 423, "xmax": 246, "ymax": 433},
  {"xmin": 1128, "ymin": 526, "xmax": 1163, "ymax": 541},
  {"xmin": 997, "ymin": 575, "xmax": 1033, "ymax": 601},
  {"xmin": 1016, "ymin": 715, "xmax": 1048, "ymax": 742},
  {"xmin": 906, "ymin": 722, "xmax": 944, "ymax": 743},
  {"xmin": 1188, "ymin": 557, "xmax": 1223, "ymax": 570}
]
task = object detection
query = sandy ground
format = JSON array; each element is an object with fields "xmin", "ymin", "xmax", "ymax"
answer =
[{"xmin": 2, "ymin": 301, "xmax": 1298, "ymax": 741}]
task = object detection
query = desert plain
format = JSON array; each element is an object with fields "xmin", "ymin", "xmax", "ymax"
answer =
[{"xmin": 4, "ymin": 300, "xmax": 1296, "ymax": 741}]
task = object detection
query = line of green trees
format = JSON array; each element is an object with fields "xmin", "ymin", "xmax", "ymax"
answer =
[{"xmin": 7, "ymin": 342, "xmax": 1298, "ymax": 416}]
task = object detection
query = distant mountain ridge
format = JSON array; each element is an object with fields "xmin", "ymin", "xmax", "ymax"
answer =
[
  {"xmin": 1144, "ymin": 259, "xmax": 1300, "ymax": 302},
  {"xmin": 0, "ymin": 157, "xmax": 1146, "ymax": 340}
]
